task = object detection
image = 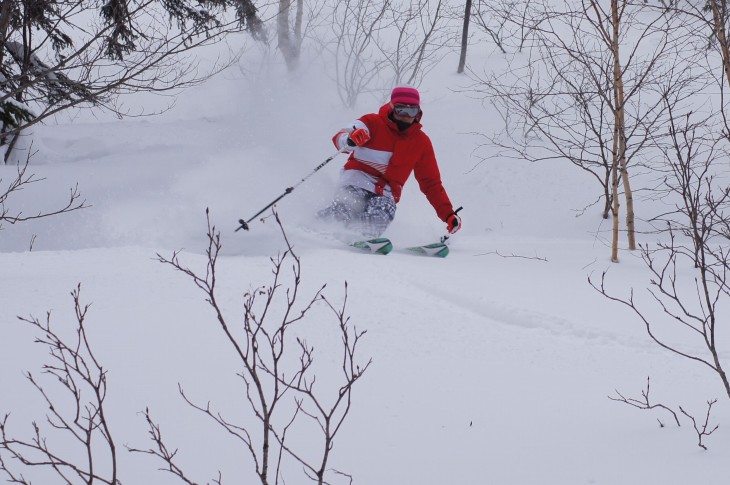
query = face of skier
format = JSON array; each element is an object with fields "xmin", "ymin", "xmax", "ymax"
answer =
[{"xmin": 391, "ymin": 103, "xmax": 419, "ymax": 123}]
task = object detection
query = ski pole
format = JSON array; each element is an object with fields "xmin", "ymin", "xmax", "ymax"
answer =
[
  {"xmin": 440, "ymin": 206, "xmax": 463, "ymax": 244},
  {"xmin": 236, "ymin": 149, "xmax": 345, "ymax": 231}
]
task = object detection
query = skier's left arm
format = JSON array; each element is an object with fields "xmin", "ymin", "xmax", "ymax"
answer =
[{"xmin": 414, "ymin": 142, "xmax": 462, "ymax": 234}]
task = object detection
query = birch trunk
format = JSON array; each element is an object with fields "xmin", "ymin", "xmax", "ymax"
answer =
[
  {"xmin": 611, "ymin": 109, "xmax": 620, "ymax": 263},
  {"xmin": 611, "ymin": 0, "xmax": 636, "ymax": 255}
]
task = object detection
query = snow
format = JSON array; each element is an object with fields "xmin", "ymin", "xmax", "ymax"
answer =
[{"xmin": 1, "ymin": 41, "xmax": 729, "ymax": 485}]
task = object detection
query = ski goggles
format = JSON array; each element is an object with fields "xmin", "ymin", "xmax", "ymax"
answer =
[{"xmin": 393, "ymin": 103, "xmax": 419, "ymax": 117}]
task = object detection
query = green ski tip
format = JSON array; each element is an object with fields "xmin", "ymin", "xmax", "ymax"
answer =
[
  {"xmin": 406, "ymin": 243, "xmax": 449, "ymax": 258},
  {"xmin": 351, "ymin": 238, "xmax": 393, "ymax": 255}
]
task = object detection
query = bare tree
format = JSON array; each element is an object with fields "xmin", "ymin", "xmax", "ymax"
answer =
[
  {"xmin": 132, "ymin": 407, "xmax": 222, "ymax": 485},
  {"xmin": 0, "ymin": 148, "xmax": 87, "ymax": 237},
  {"xmin": 590, "ymin": 105, "xmax": 730, "ymax": 399},
  {"xmin": 475, "ymin": 0, "xmax": 693, "ymax": 261},
  {"xmin": 593, "ymin": 237, "xmax": 730, "ymax": 401},
  {"xmin": 141, "ymin": 210, "xmax": 371, "ymax": 485},
  {"xmin": 385, "ymin": 0, "xmax": 455, "ymax": 87},
  {"xmin": 680, "ymin": 400, "xmax": 719, "ymax": 450},
  {"xmin": 587, "ymin": 5, "xmax": 730, "ymax": 446},
  {"xmin": 328, "ymin": 0, "xmax": 391, "ymax": 108},
  {"xmin": 326, "ymin": 0, "xmax": 454, "ymax": 108},
  {"xmin": 659, "ymin": 0, "xmax": 730, "ymax": 143},
  {"xmin": 610, "ymin": 377, "xmax": 720, "ymax": 449},
  {"xmin": 0, "ymin": 0, "xmax": 265, "ymax": 162},
  {"xmin": 471, "ymin": 0, "xmax": 539, "ymax": 54},
  {"xmin": 605, "ymin": 0, "xmax": 637, "ymax": 260},
  {"xmin": 2, "ymin": 210, "xmax": 371, "ymax": 485},
  {"xmin": 0, "ymin": 285, "xmax": 120, "ymax": 484},
  {"xmin": 609, "ymin": 376, "xmax": 681, "ymax": 427}
]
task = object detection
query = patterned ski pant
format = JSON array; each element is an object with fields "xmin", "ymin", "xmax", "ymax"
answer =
[{"xmin": 318, "ymin": 185, "xmax": 396, "ymax": 238}]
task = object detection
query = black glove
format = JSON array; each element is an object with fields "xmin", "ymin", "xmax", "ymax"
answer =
[{"xmin": 446, "ymin": 212, "xmax": 462, "ymax": 234}]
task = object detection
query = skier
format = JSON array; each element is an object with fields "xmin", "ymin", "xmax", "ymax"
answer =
[{"xmin": 319, "ymin": 86, "xmax": 462, "ymax": 240}]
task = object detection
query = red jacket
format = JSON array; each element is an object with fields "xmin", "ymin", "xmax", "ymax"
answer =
[{"xmin": 332, "ymin": 104, "xmax": 454, "ymax": 222}]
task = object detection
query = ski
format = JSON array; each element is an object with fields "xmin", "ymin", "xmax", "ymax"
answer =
[
  {"xmin": 404, "ymin": 242, "xmax": 449, "ymax": 258},
  {"xmin": 349, "ymin": 238, "xmax": 449, "ymax": 257},
  {"xmin": 350, "ymin": 237, "xmax": 393, "ymax": 255}
]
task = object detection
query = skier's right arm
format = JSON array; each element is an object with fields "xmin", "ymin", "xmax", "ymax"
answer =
[{"xmin": 333, "ymin": 121, "xmax": 370, "ymax": 151}]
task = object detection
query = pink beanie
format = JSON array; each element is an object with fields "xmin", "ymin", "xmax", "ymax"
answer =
[{"xmin": 391, "ymin": 86, "xmax": 420, "ymax": 106}]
